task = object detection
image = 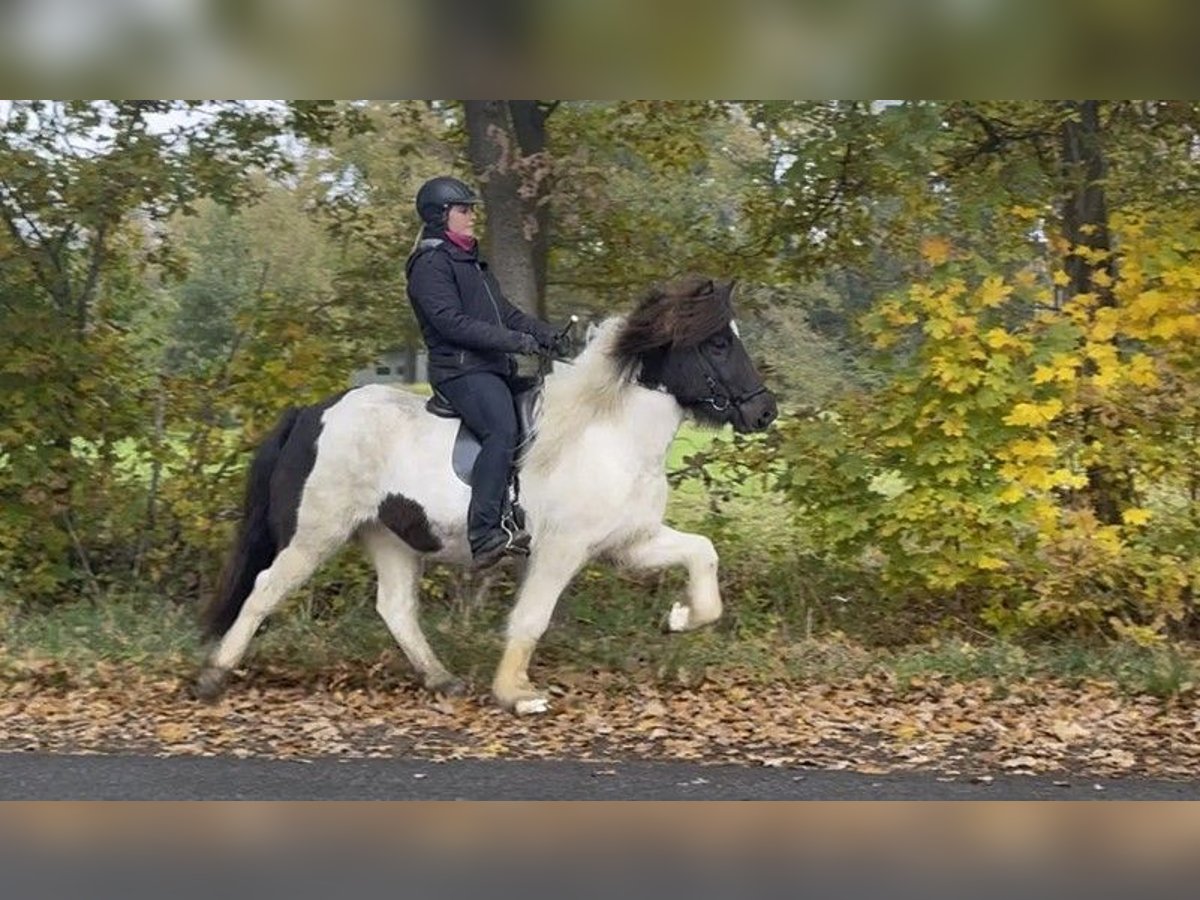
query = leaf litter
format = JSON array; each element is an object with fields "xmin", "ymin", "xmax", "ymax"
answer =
[{"xmin": 1, "ymin": 659, "xmax": 1197, "ymax": 780}]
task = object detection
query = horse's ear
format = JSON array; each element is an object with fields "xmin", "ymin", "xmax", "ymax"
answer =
[{"xmin": 726, "ymin": 279, "xmax": 738, "ymax": 301}]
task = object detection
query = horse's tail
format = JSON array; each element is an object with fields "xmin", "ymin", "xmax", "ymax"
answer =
[{"xmin": 202, "ymin": 407, "xmax": 302, "ymax": 641}]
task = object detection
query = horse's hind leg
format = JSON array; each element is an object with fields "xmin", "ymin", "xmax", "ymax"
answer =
[
  {"xmin": 492, "ymin": 540, "xmax": 587, "ymax": 714},
  {"xmin": 618, "ymin": 526, "xmax": 722, "ymax": 632},
  {"xmin": 197, "ymin": 530, "xmax": 340, "ymax": 698},
  {"xmin": 359, "ymin": 523, "xmax": 462, "ymax": 695}
]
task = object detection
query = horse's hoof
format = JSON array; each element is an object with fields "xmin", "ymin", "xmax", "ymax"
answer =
[
  {"xmin": 427, "ymin": 675, "xmax": 468, "ymax": 697},
  {"xmin": 664, "ymin": 603, "xmax": 691, "ymax": 633},
  {"xmin": 663, "ymin": 603, "xmax": 720, "ymax": 634},
  {"xmin": 514, "ymin": 696, "xmax": 550, "ymax": 716},
  {"xmin": 193, "ymin": 667, "xmax": 228, "ymax": 702},
  {"xmin": 494, "ymin": 687, "xmax": 550, "ymax": 715}
]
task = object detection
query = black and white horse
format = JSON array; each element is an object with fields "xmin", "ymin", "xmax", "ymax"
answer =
[{"xmin": 196, "ymin": 277, "xmax": 777, "ymax": 714}]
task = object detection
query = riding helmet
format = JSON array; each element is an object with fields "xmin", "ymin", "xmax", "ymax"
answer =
[{"xmin": 416, "ymin": 176, "xmax": 479, "ymax": 226}]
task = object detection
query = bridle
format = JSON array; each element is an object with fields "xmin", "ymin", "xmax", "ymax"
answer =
[{"xmin": 639, "ymin": 344, "xmax": 769, "ymax": 417}]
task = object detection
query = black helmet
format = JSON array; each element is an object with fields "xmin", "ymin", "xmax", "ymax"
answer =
[{"xmin": 416, "ymin": 176, "xmax": 479, "ymax": 226}]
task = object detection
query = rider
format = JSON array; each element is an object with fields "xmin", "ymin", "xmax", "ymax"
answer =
[{"xmin": 405, "ymin": 176, "xmax": 567, "ymax": 570}]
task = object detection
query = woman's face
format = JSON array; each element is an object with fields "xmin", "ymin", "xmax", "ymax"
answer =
[{"xmin": 446, "ymin": 203, "xmax": 477, "ymax": 237}]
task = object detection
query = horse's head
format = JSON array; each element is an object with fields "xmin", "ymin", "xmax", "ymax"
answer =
[{"xmin": 613, "ymin": 277, "xmax": 778, "ymax": 433}]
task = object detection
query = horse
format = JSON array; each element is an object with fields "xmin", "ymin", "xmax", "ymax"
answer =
[{"xmin": 195, "ymin": 276, "xmax": 778, "ymax": 714}]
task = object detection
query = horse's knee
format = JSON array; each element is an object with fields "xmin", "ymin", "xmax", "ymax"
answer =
[{"xmin": 508, "ymin": 602, "xmax": 555, "ymax": 643}]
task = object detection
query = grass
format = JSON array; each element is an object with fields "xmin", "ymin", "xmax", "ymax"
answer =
[{"xmin": 4, "ymin": 585, "xmax": 1197, "ymax": 701}]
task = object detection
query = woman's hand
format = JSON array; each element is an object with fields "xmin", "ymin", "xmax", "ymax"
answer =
[{"xmin": 517, "ymin": 333, "xmax": 544, "ymax": 356}]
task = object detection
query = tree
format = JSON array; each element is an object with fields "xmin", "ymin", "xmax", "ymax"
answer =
[
  {"xmin": 464, "ymin": 100, "xmax": 557, "ymax": 317},
  {"xmin": 0, "ymin": 100, "xmax": 342, "ymax": 599}
]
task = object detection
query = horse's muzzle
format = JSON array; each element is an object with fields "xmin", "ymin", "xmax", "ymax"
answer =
[{"xmin": 735, "ymin": 389, "xmax": 778, "ymax": 432}]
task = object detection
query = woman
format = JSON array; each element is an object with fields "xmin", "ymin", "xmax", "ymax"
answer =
[{"xmin": 405, "ymin": 176, "xmax": 567, "ymax": 570}]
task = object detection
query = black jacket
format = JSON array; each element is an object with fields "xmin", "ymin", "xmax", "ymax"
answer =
[{"xmin": 405, "ymin": 232, "xmax": 557, "ymax": 385}]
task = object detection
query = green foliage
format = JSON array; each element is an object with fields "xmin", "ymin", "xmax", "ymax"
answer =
[{"xmin": 4, "ymin": 99, "xmax": 1200, "ymax": 669}]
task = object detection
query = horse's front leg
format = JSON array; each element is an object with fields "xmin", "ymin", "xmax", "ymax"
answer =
[
  {"xmin": 619, "ymin": 526, "xmax": 722, "ymax": 632},
  {"xmin": 492, "ymin": 541, "xmax": 586, "ymax": 715}
]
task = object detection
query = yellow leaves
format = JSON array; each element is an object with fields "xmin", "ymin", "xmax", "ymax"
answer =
[
  {"xmin": 872, "ymin": 331, "xmax": 900, "ymax": 350},
  {"xmin": 1126, "ymin": 354, "xmax": 1159, "ymax": 388},
  {"xmin": 1003, "ymin": 436, "xmax": 1057, "ymax": 461},
  {"xmin": 976, "ymin": 276, "xmax": 1013, "ymax": 309},
  {"xmin": 939, "ymin": 416, "xmax": 966, "ymax": 437},
  {"xmin": 1108, "ymin": 618, "xmax": 1166, "ymax": 649},
  {"xmin": 1162, "ymin": 264, "xmax": 1200, "ymax": 289},
  {"xmin": 1084, "ymin": 342, "xmax": 1119, "ymax": 388},
  {"xmin": 1052, "ymin": 269, "xmax": 1071, "ymax": 287},
  {"xmin": 1009, "ymin": 204, "xmax": 1042, "ymax": 221},
  {"xmin": 983, "ymin": 328, "xmax": 1021, "ymax": 351},
  {"xmin": 912, "ymin": 280, "xmax": 967, "ymax": 320},
  {"xmin": 1056, "ymin": 470, "xmax": 1090, "ymax": 490},
  {"xmin": 1122, "ymin": 288, "xmax": 1200, "ymax": 347},
  {"xmin": 975, "ymin": 556, "xmax": 1009, "ymax": 571},
  {"xmin": 920, "ymin": 235, "xmax": 952, "ymax": 266},
  {"xmin": 1004, "ymin": 399, "xmax": 1064, "ymax": 427},
  {"xmin": 1151, "ymin": 317, "xmax": 1183, "ymax": 340},
  {"xmin": 1033, "ymin": 354, "xmax": 1077, "ymax": 385},
  {"xmin": 931, "ymin": 356, "xmax": 979, "ymax": 394},
  {"xmin": 1087, "ymin": 307, "xmax": 1119, "ymax": 343},
  {"xmin": 998, "ymin": 484, "xmax": 1026, "ymax": 505},
  {"xmin": 1094, "ymin": 525, "xmax": 1124, "ymax": 557},
  {"xmin": 1121, "ymin": 508, "xmax": 1152, "ymax": 527},
  {"xmin": 879, "ymin": 300, "xmax": 918, "ymax": 328},
  {"xmin": 1125, "ymin": 288, "xmax": 1166, "ymax": 326},
  {"xmin": 1031, "ymin": 500, "xmax": 1059, "ymax": 531},
  {"xmin": 1000, "ymin": 464, "xmax": 1086, "ymax": 492}
]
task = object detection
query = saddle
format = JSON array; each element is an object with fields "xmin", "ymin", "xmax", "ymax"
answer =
[{"xmin": 424, "ymin": 377, "xmax": 544, "ymax": 486}]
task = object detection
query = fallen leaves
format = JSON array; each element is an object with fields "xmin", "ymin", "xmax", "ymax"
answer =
[
  {"xmin": 0, "ymin": 661, "xmax": 1197, "ymax": 781},
  {"xmin": 1051, "ymin": 719, "xmax": 1090, "ymax": 744}
]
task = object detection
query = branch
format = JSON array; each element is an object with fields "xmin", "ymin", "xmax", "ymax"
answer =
[
  {"xmin": 77, "ymin": 221, "xmax": 109, "ymax": 333},
  {"xmin": 0, "ymin": 188, "xmax": 63, "ymax": 306},
  {"xmin": 62, "ymin": 510, "xmax": 103, "ymax": 602},
  {"xmin": 947, "ymin": 105, "xmax": 1056, "ymax": 173}
]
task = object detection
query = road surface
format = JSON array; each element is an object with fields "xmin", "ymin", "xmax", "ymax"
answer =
[{"xmin": 3, "ymin": 753, "xmax": 1197, "ymax": 799}]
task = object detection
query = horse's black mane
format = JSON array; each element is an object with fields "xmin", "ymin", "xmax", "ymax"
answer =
[{"xmin": 611, "ymin": 276, "xmax": 735, "ymax": 368}]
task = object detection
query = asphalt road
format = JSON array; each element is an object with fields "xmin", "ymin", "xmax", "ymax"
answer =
[{"xmin": 3, "ymin": 752, "xmax": 1198, "ymax": 799}]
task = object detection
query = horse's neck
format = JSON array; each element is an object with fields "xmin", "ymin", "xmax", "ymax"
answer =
[
  {"xmin": 623, "ymin": 385, "xmax": 686, "ymax": 465},
  {"xmin": 522, "ymin": 369, "xmax": 683, "ymax": 478}
]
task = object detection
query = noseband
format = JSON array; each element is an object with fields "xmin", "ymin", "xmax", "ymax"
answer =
[{"xmin": 639, "ymin": 345, "xmax": 768, "ymax": 416}]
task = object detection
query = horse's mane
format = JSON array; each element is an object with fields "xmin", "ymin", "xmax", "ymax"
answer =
[
  {"xmin": 611, "ymin": 276, "xmax": 734, "ymax": 369},
  {"xmin": 522, "ymin": 276, "xmax": 733, "ymax": 474},
  {"xmin": 522, "ymin": 316, "xmax": 628, "ymax": 474}
]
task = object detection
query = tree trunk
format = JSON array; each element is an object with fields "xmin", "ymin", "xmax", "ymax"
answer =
[
  {"xmin": 508, "ymin": 101, "xmax": 552, "ymax": 316},
  {"xmin": 1059, "ymin": 99, "xmax": 1127, "ymax": 525},
  {"xmin": 463, "ymin": 101, "xmax": 549, "ymax": 317}
]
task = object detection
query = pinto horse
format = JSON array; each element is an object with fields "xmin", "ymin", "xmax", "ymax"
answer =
[{"xmin": 196, "ymin": 276, "xmax": 777, "ymax": 714}]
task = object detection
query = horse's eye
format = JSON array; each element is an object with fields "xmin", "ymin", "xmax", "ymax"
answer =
[{"xmin": 709, "ymin": 334, "xmax": 730, "ymax": 351}]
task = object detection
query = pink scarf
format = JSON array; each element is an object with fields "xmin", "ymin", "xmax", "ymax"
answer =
[{"xmin": 445, "ymin": 229, "xmax": 476, "ymax": 252}]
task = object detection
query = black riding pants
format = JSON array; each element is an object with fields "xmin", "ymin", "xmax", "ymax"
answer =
[{"xmin": 436, "ymin": 371, "xmax": 519, "ymax": 549}]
